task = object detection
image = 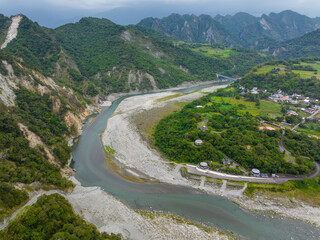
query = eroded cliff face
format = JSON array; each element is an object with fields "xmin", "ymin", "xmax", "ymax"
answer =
[
  {"xmin": 0, "ymin": 50, "xmax": 99, "ymax": 149},
  {"xmin": 1, "ymin": 15, "xmax": 22, "ymax": 49},
  {"xmin": 18, "ymin": 123, "xmax": 57, "ymax": 165}
]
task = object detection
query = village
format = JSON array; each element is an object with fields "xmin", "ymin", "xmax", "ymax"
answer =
[
  {"xmin": 186, "ymin": 85, "xmax": 320, "ymax": 183},
  {"xmin": 239, "ymin": 85, "xmax": 320, "ymax": 122}
]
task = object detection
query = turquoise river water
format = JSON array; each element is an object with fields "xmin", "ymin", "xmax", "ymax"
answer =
[{"xmin": 72, "ymin": 82, "xmax": 320, "ymax": 240}]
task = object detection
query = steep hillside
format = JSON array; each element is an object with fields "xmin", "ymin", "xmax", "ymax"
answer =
[
  {"xmin": 214, "ymin": 12, "xmax": 257, "ymax": 38},
  {"xmin": 138, "ymin": 14, "xmax": 239, "ymax": 46},
  {"xmin": 0, "ymin": 14, "xmax": 11, "ymax": 46},
  {"xmin": 0, "ymin": 50, "xmax": 96, "ymax": 220},
  {"xmin": 55, "ymin": 17, "xmax": 254, "ymax": 93},
  {"xmin": 273, "ymin": 29, "xmax": 320, "ymax": 59},
  {"xmin": 2, "ymin": 15, "xmax": 265, "ymax": 96},
  {"xmin": 239, "ymin": 10, "xmax": 320, "ymax": 49},
  {"xmin": 0, "ymin": 13, "xmax": 269, "ymax": 223},
  {"xmin": 139, "ymin": 11, "xmax": 320, "ymax": 50},
  {"xmin": 3, "ymin": 16, "xmax": 61, "ymax": 74}
]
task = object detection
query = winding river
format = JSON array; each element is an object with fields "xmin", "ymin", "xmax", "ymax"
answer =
[{"xmin": 72, "ymin": 82, "xmax": 320, "ymax": 240}]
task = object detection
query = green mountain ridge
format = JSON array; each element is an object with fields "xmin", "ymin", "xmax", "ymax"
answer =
[
  {"xmin": 0, "ymin": 12, "xmax": 318, "ymax": 239},
  {"xmin": 1, "ymin": 15, "xmax": 270, "ymax": 95},
  {"xmin": 139, "ymin": 13, "xmax": 240, "ymax": 46},
  {"xmin": 138, "ymin": 10, "xmax": 320, "ymax": 51},
  {"xmin": 273, "ymin": 29, "xmax": 320, "ymax": 59},
  {"xmin": 0, "ymin": 13, "xmax": 271, "ymax": 230}
]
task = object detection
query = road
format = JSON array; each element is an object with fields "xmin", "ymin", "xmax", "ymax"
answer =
[
  {"xmin": 279, "ymin": 131, "xmax": 291, "ymax": 155},
  {"xmin": 185, "ymin": 161, "xmax": 320, "ymax": 184},
  {"xmin": 0, "ymin": 190, "xmax": 66, "ymax": 231},
  {"xmin": 292, "ymin": 109, "xmax": 320, "ymax": 131}
]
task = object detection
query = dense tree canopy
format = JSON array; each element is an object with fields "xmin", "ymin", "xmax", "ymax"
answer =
[
  {"xmin": 155, "ymin": 89, "xmax": 317, "ymax": 174},
  {"xmin": 0, "ymin": 194, "xmax": 121, "ymax": 240}
]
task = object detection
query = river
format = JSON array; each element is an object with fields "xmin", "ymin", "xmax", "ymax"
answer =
[{"xmin": 72, "ymin": 82, "xmax": 320, "ymax": 240}]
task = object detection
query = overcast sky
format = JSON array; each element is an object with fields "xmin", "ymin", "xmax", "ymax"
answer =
[{"xmin": 1, "ymin": 0, "xmax": 320, "ymax": 27}]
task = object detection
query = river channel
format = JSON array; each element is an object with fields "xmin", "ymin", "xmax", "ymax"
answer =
[{"xmin": 72, "ymin": 82, "xmax": 320, "ymax": 240}]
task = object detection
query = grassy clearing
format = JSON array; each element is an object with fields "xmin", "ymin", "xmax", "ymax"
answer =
[
  {"xmin": 211, "ymin": 97, "xmax": 282, "ymax": 117},
  {"xmin": 259, "ymin": 100, "xmax": 282, "ymax": 118},
  {"xmin": 155, "ymin": 93, "xmax": 183, "ymax": 102},
  {"xmin": 284, "ymin": 152, "xmax": 296, "ymax": 163},
  {"xmin": 297, "ymin": 110, "xmax": 310, "ymax": 117},
  {"xmin": 245, "ymin": 176, "xmax": 320, "ymax": 205},
  {"xmin": 256, "ymin": 62, "xmax": 320, "ymax": 79},
  {"xmin": 297, "ymin": 127, "xmax": 320, "ymax": 137},
  {"xmin": 227, "ymin": 181, "xmax": 245, "ymax": 186},
  {"xmin": 105, "ymin": 145, "xmax": 116, "ymax": 154},
  {"xmin": 175, "ymin": 42, "xmax": 238, "ymax": 58},
  {"xmin": 292, "ymin": 62, "xmax": 320, "ymax": 79},
  {"xmin": 133, "ymin": 101, "xmax": 187, "ymax": 144},
  {"xmin": 255, "ymin": 65, "xmax": 276, "ymax": 74},
  {"xmin": 192, "ymin": 47, "xmax": 238, "ymax": 58}
]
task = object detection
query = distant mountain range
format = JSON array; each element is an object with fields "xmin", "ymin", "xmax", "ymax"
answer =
[
  {"xmin": 273, "ymin": 29, "xmax": 320, "ymax": 59},
  {"xmin": 138, "ymin": 10, "xmax": 320, "ymax": 52}
]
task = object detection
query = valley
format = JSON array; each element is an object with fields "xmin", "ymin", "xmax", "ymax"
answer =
[{"xmin": 0, "ymin": 8, "xmax": 319, "ymax": 240}]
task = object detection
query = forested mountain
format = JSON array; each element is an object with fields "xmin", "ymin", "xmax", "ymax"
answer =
[
  {"xmin": 1, "ymin": 15, "xmax": 270, "ymax": 95},
  {"xmin": 0, "ymin": 13, "xmax": 271, "ymax": 233},
  {"xmin": 214, "ymin": 12, "xmax": 258, "ymax": 38},
  {"xmin": 138, "ymin": 10, "xmax": 320, "ymax": 50},
  {"xmin": 273, "ymin": 29, "xmax": 320, "ymax": 59},
  {"xmin": 138, "ymin": 14, "xmax": 239, "ymax": 46},
  {"xmin": 0, "ymin": 11, "xmax": 318, "ymax": 239}
]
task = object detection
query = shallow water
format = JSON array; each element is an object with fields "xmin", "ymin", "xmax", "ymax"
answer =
[{"xmin": 72, "ymin": 82, "xmax": 320, "ymax": 240}]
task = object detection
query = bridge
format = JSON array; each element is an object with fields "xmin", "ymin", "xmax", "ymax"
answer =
[{"xmin": 216, "ymin": 74, "xmax": 237, "ymax": 82}]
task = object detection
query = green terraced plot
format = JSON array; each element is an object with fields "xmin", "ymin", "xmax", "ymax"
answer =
[
  {"xmin": 297, "ymin": 127, "xmax": 320, "ymax": 137},
  {"xmin": 211, "ymin": 97, "xmax": 282, "ymax": 117}
]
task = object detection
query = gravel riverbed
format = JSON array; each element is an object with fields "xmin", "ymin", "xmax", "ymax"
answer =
[{"xmin": 102, "ymin": 84, "xmax": 320, "ymax": 228}]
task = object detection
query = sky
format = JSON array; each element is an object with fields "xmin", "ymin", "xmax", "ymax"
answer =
[{"xmin": 1, "ymin": 0, "xmax": 320, "ymax": 27}]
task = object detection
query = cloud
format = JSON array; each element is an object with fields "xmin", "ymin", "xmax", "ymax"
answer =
[
  {"xmin": 1, "ymin": 0, "xmax": 320, "ymax": 15},
  {"xmin": 46, "ymin": 0, "xmax": 123, "ymax": 10}
]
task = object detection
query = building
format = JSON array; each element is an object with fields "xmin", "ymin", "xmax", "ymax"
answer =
[
  {"xmin": 265, "ymin": 126, "xmax": 275, "ymax": 131},
  {"xmin": 252, "ymin": 168, "xmax": 260, "ymax": 177},
  {"xmin": 200, "ymin": 126, "xmax": 208, "ymax": 131},
  {"xmin": 222, "ymin": 159, "xmax": 231, "ymax": 165},
  {"xmin": 195, "ymin": 139, "xmax": 203, "ymax": 146},
  {"xmin": 251, "ymin": 87, "xmax": 259, "ymax": 94},
  {"xmin": 259, "ymin": 126, "xmax": 265, "ymax": 131},
  {"xmin": 246, "ymin": 145, "xmax": 251, "ymax": 150},
  {"xmin": 287, "ymin": 110, "xmax": 298, "ymax": 116},
  {"xmin": 198, "ymin": 162, "xmax": 209, "ymax": 170}
]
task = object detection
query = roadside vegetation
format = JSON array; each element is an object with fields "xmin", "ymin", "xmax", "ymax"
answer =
[
  {"xmin": 245, "ymin": 176, "xmax": 320, "ymax": 205},
  {"xmin": 0, "ymin": 99, "xmax": 73, "ymax": 221},
  {"xmin": 0, "ymin": 194, "xmax": 121, "ymax": 240}
]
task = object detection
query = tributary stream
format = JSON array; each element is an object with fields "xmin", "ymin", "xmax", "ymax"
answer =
[{"xmin": 72, "ymin": 82, "xmax": 320, "ymax": 240}]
